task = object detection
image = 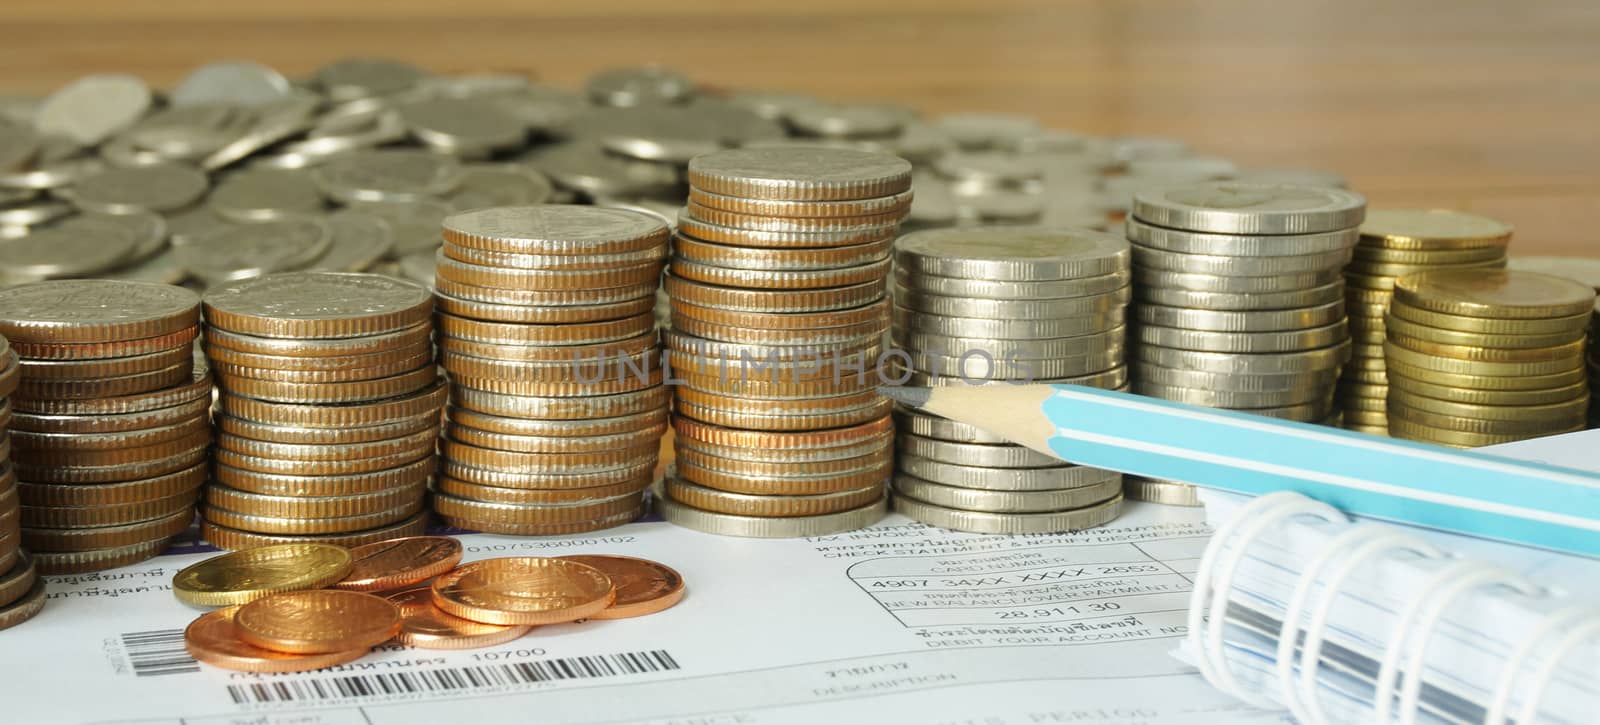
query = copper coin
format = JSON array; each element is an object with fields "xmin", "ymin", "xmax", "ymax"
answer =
[
  {"xmin": 17, "ymin": 344, "xmax": 191, "ymax": 380},
  {"xmin": 559, "ymin": 555, "xmax": 684, "ymax": 619},
  {"xmin": 684, "ymin": 202, "xmax": 905, "ymax": 232},
  {"xmin": 185, "ymin": 606, "xmax": 369, "ymax": 673},
  {"xmin": 201, "ymin": 512, "xmax": 428, "ymax": 551},
  {"xmin": 386, "ymin": 585, "xmax": 531, "ymax": 649},
  {"xmin": 20, "ymin": 507, "xmax": 192, "ymax": 552},
  {"xmin": 431, "ymin": 490, "xmax": 643, "ymax": 526},
  {"xmin": 215, "ymin": 379, "xmax": 447, "ymax": 428},
  {"xmin": 444, "ymin": 421, "xmax": 665, "ymax": 454},
  {"xmin": 667, "ymin": 476, "xmax": 884, "ymax": 516},
  {"xmin": 235, "ymin": 589, "xmax": 401, "ymax": 654},
  {"xmin": 11, "ymin": 415, "xmax": 208, "ymax": 451},
  {"xmin": 450, "ymin": 369, "xmax": 663, "ymax": 397},
  {"xmin": 445, "ymin": 406, "xmax": 666, "ymax": 438},
  {"xmin": 439, "ymin": 457, "xmax": 657, "ymax": 490},
  {"xmin": 12, "ymin": 429, "xmax": 212, "ymax": 467},
  {"xmin": 432, "ymin": 294, "xmax": 656, "ymax": 326},
  {"xmin": 0, "ymin": 580, "xmax": 46, "ymax": 631},
  {"xmin": 16, "ymin": 361, "xmax": 191, "ymax": 400},
  {"xmin": 19, "ymin": 488, "xmax": 199, "ymax": 528},
  {"xmin": 215, "ymin": 411, "xmax": 440, "ymax": 445},
  {"xmin": 0, "ymin": 552, "xmax": 37, "ymax": 610},
  {"xmin": 214, "ymin": 366, "xmax": 436, "ymax": 404},
  {"xmin": 673, "ymin": 233, "xmax": 894, "ymax": 270},
  {"xmin": 664, "ymin": 273, "xmax": 886, "ymax": 313},
  {"xmin": 441, "ymin": 241, "xmax": 668, "ymax": 270},
  {"xmin": 435, "ymin": 311, "xmax": 656, "ymax": 346},
  {"xmin": 204, "ymin": 482, "xmax": 427, "ymax": 520},
  {"xmin": 670, "ymin": 415, "xmax": 892, "ymax": 450},
  {"xmin": 433, "ymin": 277, "xmax": 656, "ymax": 307},
  {"xmin": 440, "ymin": 440, "xmax": 657, "ymax": 475},
  {"xmin": 669, "ymin": 257, "xmax": 892, "ymax": 291},
  {"xmin": 434, "ymin": 474, "xmax": 654, "ymax": 505},
  {"xmin": 433, "ymin": 253, "xmax": 663, "ymax": 291},
  {"xmin": 213, "ymin": 445, "xmax": 434, "ymax": 478},
  {"xmin": 11, "ymin": 396, "xmax": 209, "ymax": 434},
  {"xmin": 449, "ymin": 384, "xmax": 668, "ymax": 420},
  {"xmin": 438, "ymin": 504, "xmax": 642, "ymax": 536},
  {"xmin": 331, "ymin": 536, "xmax": 464, "ymax": 592},
  {"xmin": 203, "ymin": 500, "xmax": 423, "ymax": 536},
  {"xmin": 14, "ymin": 444, "xmax": 208, "ymax": 484},
  {"xmin": 33, "ymin": 537, "xmax": 170, "ymax": 574},
  {"xmin": 430, "ymin": 557, "xmax": 616, "ymax": 625},
  {"xmin": 8, "ymin": 326, "xmax": 199, "ymax": 362},
  {"xmin": 11, "ymin": 367, "xmax": 211, "ymax": 416},
  {"xmin": 215, "ymin": 427, "xmax": 438, "ymax": 462},
  {"xmin": 213, "ymin": 458, "xmax": 434, "ymax": 497},
  {"xmin": 203, "ymin": 338, "xmax": 433, "ymax": 372},
  {"xmin": 669, "ymin": 297, "xmax": 890, "ymax": 331}
]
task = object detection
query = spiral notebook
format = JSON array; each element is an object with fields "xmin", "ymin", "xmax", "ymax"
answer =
[{"xmin": 1179, "ymin": 429, "xmax": 1600, "ymax": 724}]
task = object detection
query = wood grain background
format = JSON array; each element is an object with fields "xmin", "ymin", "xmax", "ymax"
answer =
[{"xmin": 4, "ymin": 0, "xmax": 1596, "ymax": 253}]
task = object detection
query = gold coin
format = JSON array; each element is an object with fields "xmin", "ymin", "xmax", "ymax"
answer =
[
  {"xmin": 19, "ymin": 488, "xmax": 198, "ymax": 528},
  {"xmin": 664, "ymin": 272, "xmax": 887, "ymax": 314},
  {"xmin": 203, "ymin": 338, "xmax": 433, "ymax": 373},
  {"xmin": 215, "ymin": 427, "xmax": 437, "ymax": 463},
  {"xmin": 200, "ymin": 512, "xmax": 428, "ymax": 552},
  {"xmin": 434, "ymin": 474, "xmax": 653, "ymax": 505},
  {"xmin": 1384, "ymin": 358, "xmax": 1584, "ymax": 391},
  {"xmin": 329, "ymin": 536, "xmax": 464, "ymax": 592},
  {"xmin": 215, "ymin": 379, "xmax": 447, "ymax": 428},
  {"xmin": 555, "ymin": 555, "xmax": 684, "ymax": 620},
  {"xmin": 1383, "ymin": 341, "xmax": 1582, "ymax": 376},
  {"xmin": 1389, "ymin": 388, "xmax": 1588, "ymax": 421},
  {"xmin": 675, "ymin": 432, "xmax": 891, "ymax": 464},
  {"xmin": 205, "ymin": 321, "xmax": 431, "ymax": 358},
  {"xmin": 202, "ymin": 273, "xmax": 434, "ymax": 339},
  {"xmin": 10, "ymin": 326, "xmax": 197, "ymax": 362},
  {"xmin": 184, "ymin": 606, "xmax": 368, "ymax": 673},
  {"xmin": 16, "ymin": 361, "xmax": 191, "ymax": 400},
  {"xmin": 1387, "ymin": 374, "xmax": 1587, "ymax": 406},
  {"xmin": 430, "ymin": 557, "xmax": 616, "ymax": 625},
  {"xmin": 1345, "ymin": 286, "xmax": 1393, "ymax": 306},
  {"xmin": 1389, "ymin": 406, "xmax": 1585, "ymax": 436},
  {"xmin": 33, "ymin": 537, "xmax": 171, "ymax": 575},
  {"xmin": 676, "ymin": 371, "xmax": 875, "ymax": 399},
  {"xmin": 215, "ymin": 366, "xmax": 437, "ymax": 405},
  {"xmin": 1343, "ymin": 258, "xmax": 1503, "ymax": 279},
  {"xmin": 12, "ymin": 396, "xmax": 209, "ymax": 434},
  {"xmin": 439, "ymin": 458, "xmax": 657, "ymax": 490},
  {"xmin": 1386, "ymin": 335, "xmax": 1584, "ymax": 363},
  {"xmin": 18, "ymin": 344, "xmax": 190, "ymax": 380},
  {"xmin": 665, "ymin": 328, "xmax": 882, "ymax": 362},
  {"xmin": 215, "ymin": 412, "xmax": 439, "ymax": 446},
  {"xmin": 11, "ymin": 415, "xmax": 208, "ymax": 452},
  {"xmin": 433, "ymin": 294, "xmax": 657, "ymax": 326},
  {"xmin": 1388, "ymin": 300, "xmax": 1590, "ymax": 335},
  {"xmin": 1341, "ymin": 409, "xmax": 1392, "ymax": 427},
  {"xmin": 1388, "ymin": 418, "xmax": 1580, "ymax": 447},
  {"xmin": 386, "ymin": 585, "xmax": 531, "ymax": 649},
  {"xmin": 438, "ymin": 331, "xmax": 657, "ymax": 363},
  {"xmin": 674, "ymin": 387, "xmax": 883, "ymax": 414},
  {"xmin": 434, "ymin": 253, "xmax": 663, "ymax": 291},
  {"xmin": 1350, "ymin": 245, "xmax": 1506, "ymax": 265},
  {"xmin": 21, "ymin": 507, "xmax": 191, "ymax": 552},
  {"xmin": 1339, "ymin": 395, "xmax": 1387, "ymax": 413},
  {"xmin": 215, "ymin": 458, "xmax": 434, "ymax": 497},
  {"xmin": 1393, "ymin": 269, "xmax": 1595, "ymax": 319},
  {"xmin": 674, "ymin": 234, "xmax": 893, "ymax": 271},
  {"xmin": 1358, "ymin": 209, "xmax": 1512, "ymax": 250},
  {"xmin": 445, "ymin": 406, "xmax": 666, "ymax": 438},
  {"xmin": 437, "ymin": 505, "xmax": 642, "ymax": 536},
  {"xmin": 676, "ymin": 445, "xmax": 891, "ymax": 479},
  {"xmin": 672, "ymin": 414, "xmax": 892, "ymax": 450},
  {"xmin": 16, "ymin": 463, "xmax": 206, "ymax": 507},
  {"xmin": 666, "ymin": 476, "xmax": 882, "ymax": 517},
  {"xmin": 1382, "ymin": 311, "xmax": 1584, "ymax": 349},
  {"xmin": 205, "ymin": 482, "xmax": 427, "ymax": 520},
  {"xmin": 669, "ymin": 257, "xmax": 891, "ymax": 291},
  {"xmin": 235, "ymin": 589, "xmax": 400, "ymax": 654},
  {"xmin": 1344, "ymin": 423, "xmax": 1390, "ymax": 435},
  {"xmin": 0, "ymin": 579, "xmax": 45, "ymax": 631},
  {"xmin": 172, "ymin": 542, "xmax": 355, "ymax": 606},
  {"xmin": 203, "ymin": 500, "xmax": 424, "ymax": 536}
]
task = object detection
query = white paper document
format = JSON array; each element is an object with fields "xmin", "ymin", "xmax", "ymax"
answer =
[{"xmin": 0, "ymin": 502, "xmax": 1287, "ymax": 725}]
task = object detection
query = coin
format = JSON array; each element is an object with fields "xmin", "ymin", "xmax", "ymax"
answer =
[
  {"xmin": 1134, "ymin": 301, "xmax": 1344, "ymax": 332},
  {"xmin": 1122, "ymin": 478, "xmax": 1203, "ymax": 506},
  {"xmin": 205, "ymin": 480, "xmax": 426, "ymax": 519},
  {"xmin": 1132, "ymin": 341, "xmax": 1349, "ymax": 375},
  {"xmin": 206, "ymin": 321, "xmax": 431, "ymax": 358},
  {"xmin": 235, "ymin": 589, "xmax": 400, "ymax": 654},
  {"xmin": 1386, "ymin": 335, "xmax": 1584, "ymax": 363},
  {"xmin": 1392, "ymin": 269, "xmax": 1596, "ymax": 320},
  {"xmin": 21, "ymin": 507, "xmax": 191, "ymax": 552},
  {"xmin": 894, "ymin": 267, "xmax": 1130, "ymax": 300},
  {"xmin": 1133, "ymin": 321, "xmax": 1348, "ymax": 354},
  {"xmin": 1383, "ymin": 310, "xmax": 1584, "ymax": 348},
  {"xmin": 894, "ymin": 227, "xmax": 1128, "ymax": 281},
  {"xmin": 15, "ymin": 463, "xmax": 206, "ymax": 506},
  {"xmin": 1383, "ymin": 341, "xmax": 1581, "ymax": 377},
  {"xmin": 1387, "ymin": 301, "xmax": 1589, "ymax": 335},
  {"xmin": 893, "ymin": 474, "xmax": 1121, "ymax": 513},
  {"xmin": 205, "ymin": 499, "xmax": 423, "ymax": 536},
  {"xmin": 216, "ymin": 380, "xmax": 446, "ymax": 428},
  {"xmin": 1125, "ymin": 218, "xmax": 1356, "ymax": 256},
  {"xmin": 214, "ymin": 457, "xmax": 432, "ymax": 497},
  {"xmin": 895, "ymin": 491, "xmax": 1123, "ymax": 535},
  {"xmin": 893, "ymin": 306, "xmax": 1122, "ymax": 340},
  {"xmin": 557, "ymin": 555, "xmax": 684, "ymax": 619},
  {"xmin": 1132, "ymin": 183, "xmax": 1366, "ymax": 234},
  {"xmin": 384, "ymin": 585, "xmax": 532, "ymax": 649},
  {"xmin": 175, "ymin": 217, "xmax": 333, "ymax": 283},
  {"xmin": 1135, "ymin": 267, "xmax": 1343, "ymax": 294},
  {"xmin": 1384, "ymin": 359, "xmax": 1584, "ymax": 391},
  {"xmin": 184, "ymin": 605, "xmax": 369, "ymax": 673},
  {"xmin": 658, "ymin": 492, "xmax": 886, "ymax": 538},
  {"xmin": 216, "ymin": 366, "xmax": 437, "ymax": 405},
  {"xmin": 1137, "ymin": 280, "xmax": 1345, "ymax": 311},
  {"xmin": 1386, "ymin": 375, "xmax": 1586, "ymax": 406},
  {"xmin": 215, "ymin": 411, "xmax": 439, "ymax": 445},
  {"xmin": 0, "ymin": 280, "xmax": 199, "ymax": 344},
  {"xmin": 0, "ymin": 580, "xmax": 46, "ymax": 631},
  {"xmin": 0, "ymin": 553, "xmax": 37, "ymax": 610},
  {"xmin": 431, "ymin": 557, "xmax": 616, "ymax": 625},
  {"xmin": 1359, "ymin": 209, "xmax": 1512, "ymax": 250},
  {"xmin": 201, "ymin": 512, "xmax": 429, "ymax": 551},
  {"xmin": 687, "ymin": 147, "xmax": 912, "ymax": 201},
  {"xmin": 203, "ymin": 273, "xmax": 433, "ymax": 338},
  {"xmin": 668, "ymin": 473, "xmax": 884, "ymax": 513},
  {"xmin": 172, "ymin": 543, "xmax": 354, "ymax": 607}
]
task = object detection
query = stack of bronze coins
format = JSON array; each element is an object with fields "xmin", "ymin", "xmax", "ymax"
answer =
[
  {"xmin": 1383, "ymin": 269, "xmax": 1593, "ymax": 447},
  {"xmin": 202, "ymin": 273, "xmax": 442, "ymax": 549},
  {"xmin": 659, "ymin": 147, "xmax": 910, "ymax": 537},
  {"xmin": 888, "ymin": 227, "xmax": 1130, "ymax": 533},
  {"xmin": 0, "ymin": 333, "xmax": 41, "ymax": 631},
  {"xmin": 433, "ymin": 206, "xmax": 669, "ymax": 535},
  {"xmin": 0, "ymin": 280, "xmax": 208, "ymax": 573},
  {"xmin": 1340, "ymin": 209, "xmax": 1512, "ymax": 434}
]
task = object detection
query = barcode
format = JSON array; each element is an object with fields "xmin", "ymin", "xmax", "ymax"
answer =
[
  {"xmin": 226, "ymin": 649, "xmax": 680, "ymax": 704},
  {"xmin": 121, "ymin": 629, "xmax": 200, "ymax": 677}
]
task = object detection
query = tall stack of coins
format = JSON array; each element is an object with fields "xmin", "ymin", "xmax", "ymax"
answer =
[
  {"xmin": 1124, "ymin": 183, "xmax": 1364, "ymax": 503},
  {"xmin": 0, "ymin": 281, "xmax": 208, "ymax": 573},
  {"xmin": 660, "ymin": 147, "xmax": 910, "ymax": 537},
  {"xmin": 433, "ymin": 206, "xmax": 669, "ymax": 535},
  {"xmin": 0, "ymin": 333, "xmax": 42, "ymax": 630},
  {"xmin": 1383, "ymin": 270, "xmax": 1593, "ymax": 447},
  {"xmin": 889, "ymin": 227, "xmax": 1129, "ymax": 533},
  {"xmin": 1340, "ymin": 210, "xmax": 1513, "ymax": 434},
  {"xmin": 202, "ymin": 273, "xmax": 442, "ymax": 549}
]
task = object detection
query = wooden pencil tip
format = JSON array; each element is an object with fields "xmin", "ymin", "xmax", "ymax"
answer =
[{"xmin": 877, "ymin": 385, "xmax": 932, "ymax": 408}]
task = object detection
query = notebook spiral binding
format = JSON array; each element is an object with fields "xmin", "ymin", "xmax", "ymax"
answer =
[{"xmin": 1188, "ymin": 491, "xmax": 1600, "ymax": 725}]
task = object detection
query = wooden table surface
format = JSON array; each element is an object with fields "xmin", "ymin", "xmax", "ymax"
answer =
[{"xmin": 4, "ymin": 0, "xmax": 1596, "ymax": 254}]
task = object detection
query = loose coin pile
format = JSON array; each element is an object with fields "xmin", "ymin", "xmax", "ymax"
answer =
[
  {"xmin": 201, "ymin": 273, "xmax": 443, "ymax": 549},
  {"xmin": 177, "ymin": 537, "xmax": 685, "ymax": 672},
  {"xmin": 1340, "ymin": 209, "xmax": 1512, "ymax": 434},
  {"xmin": 1123, "ymin": 182, "xmax": 1364, "ymax": 501},
  {"xmin": 0, "ymin": 336, "xmax": 42, "ymax": 631},
  {"xmin": 889, "ymin": 226, "xmax": 1130, "ymax": 533},
  {"xmin": 660, "ymin": 147, "xmax": 911, "ymax": 537},
  {"xmin": 433, "ymin": 205, "xmax": 669, "ymax": 534},
  {"xmin": 0, "ymin": 280, "xmax": 208, "ymax": 574},
  {"xmin": 1383, "ymin": 269, "xmax": 1593, "ymax": 447}
]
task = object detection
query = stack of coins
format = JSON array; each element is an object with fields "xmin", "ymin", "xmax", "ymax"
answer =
[
  {"xmin": 433, "ymin": 206, "xmax": 669, "ymax": 535},
  {"xmin": 0, "ymin": 332, "xmax": 42, "ymax": 631},
  {"xmin": 889, "ymin": 226, "xmax": 1129, "ymax": 533},
  {"xmin": 0, "ymin": 281, "xmax": 208, "ymax": 573},
  {"xmin": 1384, "ymin": 270, "xmax": 1593, "ymax": 447},
  {"xmin": 202, "ymin": 273, "xmax": 443, "ymax": 549},
  {"xmin": 659, "ymin": 147, "xmax": 910, "ymax": 537},
  {"xmin": 1340, "ymin": 209, "xmax": 1512, "ymax": 433},
  {"xmin": 1124, "ymin": 183, "xmax": 1363, "ymax": 503}
]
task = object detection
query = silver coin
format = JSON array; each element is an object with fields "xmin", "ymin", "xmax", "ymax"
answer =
[
  {"xmin": 893, "ymin": 284, "xmax": 1129, "ymax": 319},
  {"xmin": 1123, "ymin": 478, "xmax": 1202, "ymax": 507},
  {"xmin": 74, "ymin": 210, "xmax": 168, "ymax": 261},
  {"xmin": 312, "ymin": 149, "xmax": 463, "ymax": 204},
  {"xmin": 892, "ymin": 306, "xmax": 1124, "ymax": 340},
  {"xmin": 895, "ymin": 226, "xmax": 1129, "ymax": 281},
  {"xmin": 685, "ymin": 147, "xmax": 912, "ymax": 201},
  {"xmin": 174, "ymin": 216, "xmax": 332, "ymax": 283},
  {"xmin": 35, "ymin": 74, "xmax": 152, "ymax": 145},
  {"xmin": 0, "ymin": 216, "xmax": 141, "ymax": 281},
  {"xmin": 1125, "ymin": 217, "xmax": 1358, "ymax": 256},
  {"xmin": 395, "ymin": 96, "xmax": 528, "ymax": 158},
  {"xmin": 165, "ymin": 205, "xmax": 233, "ymax": 246},
  {"xmin": 446, "ymin": 164, "xmax": 555, "ymax": 211},
  {"xmin": 896, "ymin": 434, "xmax": 1061, "ymax": 468},
  {"xmin": 934, "ymin": 151, "xmax": 1046, "ymax": 190},
  {"xmin": 1132, "ymin": 381, "xmax": 1330, "ymax": 408},
  {"xmin": 107, "ymin": 246, "xmax": 187, "ymax": 285},
  {"xmin": 657, "ymin": 492, "xmax": 886, "ymax": 538},
  {"xmin": 1134, "ymin": 300, "xmax": 1345, "ymax": 332},
  {"xmin": 0, "ymin": 199, "xmax": 74, "ymax": 227},
  {"xmin": 586, "ymin": 66, "xmax": 695, "ymax": 107},
  {"xmin": 897, "ymin": 452, "xmax": 1122, "ymax": 492},
  {"xmin": 0, "ymin": 125, "xmax": 41, "ymax": 172},
  {"xmin": 307, "ymin": 210, "xmax": 394, "ymax": 272},
  {"xmin": 894, "ymin": 327, "xmax": 1124, "ymax": 360},
  {"xmin": 170, "ymin": 62, "xmax": 291, "ymax": 107},
  {"xmin": 894, "ymin": 267, "xmax": 1131, "ymax": 299},
  {"xmin": 900, "ymin": 365, "xmax": 1127, "ymax": 390},
  {"xmin": 894, "ymin": 491, "xmax": 1122, "ymax": 534},
  {"xmin": 1133, "ymin": 362, "xmax": 1338, "ymax": 393},
  {"xmin": 1131, "ymin": 243, "xmax": 1351, "ymax": 276},
  {"xmin": 526, "ymin": 142, "xmax": 680, "ymax": 199},
  {"xmin": 201, "ymin": 96, "xmax": 320, "ymax": 171},
  {"xmin": 1136, "ymin": 280, "xmax": 1345, "ymax": 311},
  {"xmin": 894, "ymin": 474, "xmax": 1122, "ymax": 513},
  {"xmin": 888, "ymin": 122, "xmax": 957, "ymax": 165},
  {"xmin": 787, "ymin": 103, "xmax": 906, "ymax": 139},
  {"xmin": 125, "ymin": 105, "xmax": 256, "ymax": 160},
  {"xmin": 892, "ymin": 406, "xmax": 1008, "ymax": 444},
  {"xmin": 1132, "ymin": 339, "xmax": 1350, "ymax": 375},
  {"xmin": 1133, "ymin": 266, "xmax": 1343, "ymax": 293},
  {"xmin": 207, "ymin": 168, "xmax": 324, "ymax": 222},
  {"xmin": 676, "ymin": 435, "xmax": 889, "ymax": 465},
  {"xmin": 315, "ymin": 58, "xmax": 427, "ymax": 101},
  {"xmin": 353, "ymin": 200, "xmax": 451, "ymax": 256},
  {"xmin": 1132, "ymin": 182, "xmax": 1367, "ymax": 234},
  {"xmin": 583, "ymin": 104, "xmax": 778, "ymax": 164},
  {"xmin": 1132, "ymin": 320, "xmax": 1348, "ymax": 353},
  {"xmin": 68, "ymin": 162, "xmax": 209, "ymax": 215},
  {"xmin": 935, "ymin": 113, "xmax": 1041, "ymax": 151},
  {"xmin": 906, "ymin": 350, "xmax": 1121, "ymax": 380}
]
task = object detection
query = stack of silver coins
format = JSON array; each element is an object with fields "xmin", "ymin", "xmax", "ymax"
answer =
[
  {"xmin": 660, "ymin": 147, "xmax": 910, "ymax": 537},
  {"xmin": 0, "ymin": 333, "xmax": 38, "ymax": 631},
  {"xmin": 202, "ymin": 273, "xmax": 441, "ymax": 549},
  {"xmin": 433, "ymin": 206, "xmax": 669, "ymax": 535},
  {"xmin": 889, "ymin": 226, "xmax": 1129, "ymax": 533},
  {"xmin": 1124, "ymin": 183, "xmax": 1365, "ymax": 502},
  {"xmin": 0, "ymin": 280, "xmax": 208, "ymax": 573}
]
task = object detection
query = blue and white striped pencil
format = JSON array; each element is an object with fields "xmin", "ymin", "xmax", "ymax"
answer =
[{"xmin": 880, "ymin": 383, "xmax": 1600, "ymax": 556}]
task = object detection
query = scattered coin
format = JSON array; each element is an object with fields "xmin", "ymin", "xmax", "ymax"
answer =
[{"xmin": 172, "ymin": 543, "xmax": 354, "ymax": 607}]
